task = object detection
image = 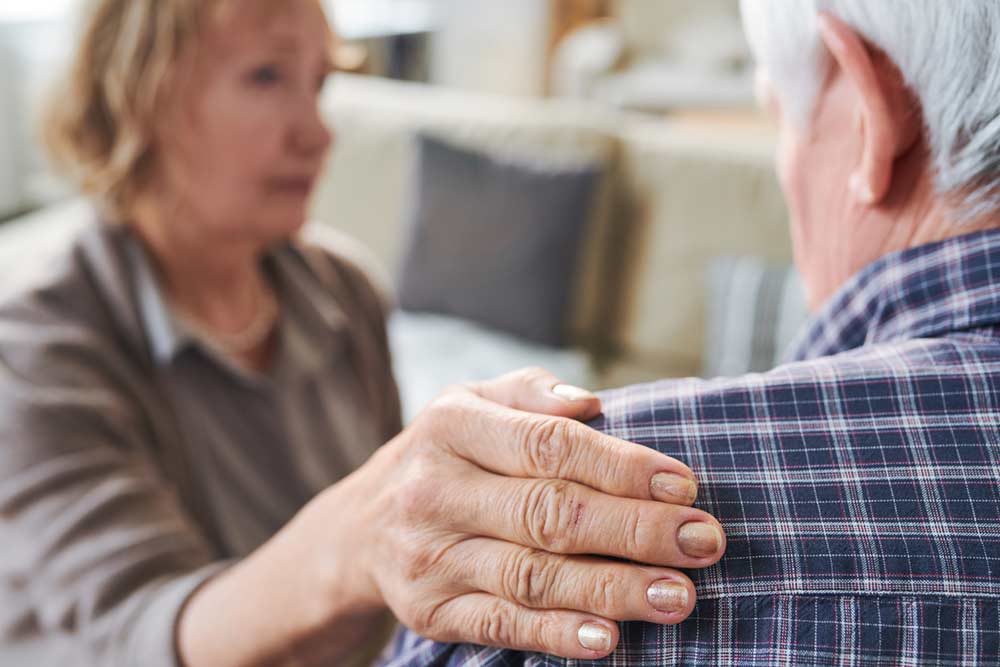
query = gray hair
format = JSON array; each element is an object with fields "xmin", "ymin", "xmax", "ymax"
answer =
[{"xmin": 740, "ymin": 0, "xmax": 1000, "ymax": 223}]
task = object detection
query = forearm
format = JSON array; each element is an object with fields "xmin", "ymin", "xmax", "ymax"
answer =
[{"xmin": 177, "ymin": 505, "xmax": 385, "ymax": 667}]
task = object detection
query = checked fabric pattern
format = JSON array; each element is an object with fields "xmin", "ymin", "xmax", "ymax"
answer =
[{"xmin": 379, "ymin": 230, "xmax": 1000, "ymax": 666}]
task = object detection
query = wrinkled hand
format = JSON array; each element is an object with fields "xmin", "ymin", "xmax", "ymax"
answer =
[{"xmin": 320, "ymin": 368, "xmax": 725, "ymax": 660}]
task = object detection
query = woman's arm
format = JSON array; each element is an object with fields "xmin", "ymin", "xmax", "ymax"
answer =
[
  {"xmin": 0, "ymin": 308, "xmax": 723, "ymax": 666},
  {"xmin": 0, "ymin": 322, "xmax": 230, "ymax": 666},
  {"xmin": 176, "ymin": 504, "xmax": 384, "ymax": 667},
  {"xmin": 178, "ymin": 369, "xmax": 727, "ymax": 666}
]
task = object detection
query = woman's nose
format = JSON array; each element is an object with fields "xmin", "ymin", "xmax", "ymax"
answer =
[{"xmin": 293, "ymin": 102, "xmax": 333, "ymax": 157}]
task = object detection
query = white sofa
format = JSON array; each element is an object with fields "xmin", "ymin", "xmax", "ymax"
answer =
[
  {"xmin": 0, "ymin": 74, "xmax": 793, "ymax": 421},
  {"xmin": 313, "ymin": 75, "xmax": 792, "ymax": 400}
]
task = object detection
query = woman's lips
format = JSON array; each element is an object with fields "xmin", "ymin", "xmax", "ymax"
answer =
[{"xmin": 268, "ymin": 176, "xmax": 315, "ymax": 196}]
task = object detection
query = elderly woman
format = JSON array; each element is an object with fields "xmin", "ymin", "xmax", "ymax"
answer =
[
  {"xmin": 381, "ymin": 0, "xmax": 1000, "ymax": 665},
  {"xmin": 0, "ymin": 1, "xmax": 730, "ymax": 666}
]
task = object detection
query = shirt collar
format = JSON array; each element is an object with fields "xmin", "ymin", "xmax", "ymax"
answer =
[
  {"xmin": 124, "ymin": 231, "xmax": 349, "ymax": 375},
  {"xmin": 789, "ymin": 228, "xmax": 1000, "ymax": 361},
  {"xmin": 125, "ymin": 234, "xmax": 194, "ymax": 364}
]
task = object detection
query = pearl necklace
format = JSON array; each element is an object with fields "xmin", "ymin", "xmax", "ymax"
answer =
[{"xmin": 176, "ymin": 286, "xmax": 280, "ymax": 355}]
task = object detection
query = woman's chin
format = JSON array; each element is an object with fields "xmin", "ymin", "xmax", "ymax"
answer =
[
  {"xmin": 271, "ymin": 217, "xmax": 309, "ymax": 244},
  {"xmin": 230, "ymin": 212, "xmax": 308, "ymax": 247},
  {"xmin": 263, "ymin": 202, "xmax": 311, "ymax": 236}
]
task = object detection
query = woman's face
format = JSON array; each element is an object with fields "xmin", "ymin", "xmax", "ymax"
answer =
[{"xmin": 151, "ymin": 0, "xmax": 334, "ymax": 246}]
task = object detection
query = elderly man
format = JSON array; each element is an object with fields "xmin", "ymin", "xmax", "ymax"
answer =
[{"xmin": 377, "ymin": 0, "xmax": 1000, "ymax": 665}]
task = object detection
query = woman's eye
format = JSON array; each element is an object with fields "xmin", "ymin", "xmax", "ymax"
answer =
[{"xmin": 249, "ymin": 65, "xmax": 282, "ymax": 86}]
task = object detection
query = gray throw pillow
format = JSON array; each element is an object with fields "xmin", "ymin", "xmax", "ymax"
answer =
[{"xmin": 397, "ymin": 133, "xmax": 602, "ymax": 347}]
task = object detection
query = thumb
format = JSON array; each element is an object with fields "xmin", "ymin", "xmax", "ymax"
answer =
[{"xmin": 464, "ymin": 367, "xmax": 602, "ymax": 421}]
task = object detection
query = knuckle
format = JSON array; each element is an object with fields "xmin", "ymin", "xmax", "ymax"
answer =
[
  {"xmin": 503, "ymin": 549, "xmax": 559, "ymax": 608},
  {"xmin": 523, "ymin": 417, "xmax": 572, "ymax": 478},
  {"xmin": 397, "ymin": 539, "xmax": 437, "ymax": 582},
  {"xmin": 604, "ymin": 445, "xmax": 637, "ymax": 489},
  {"xmin": 477, "ymin": 602, "xmax": 520, "ymax": 648},
  {"xmin": 404, "ymin": 597, "xmax": 445, "ymax": 637},
  {"xmin": 521, "ymin": 479, "xmax": 580, "ymax": 552},
  {"xmin": 445, "ymin": 380, "xmax": 476, "ymax": 396},
  {"xmin": 533, "ymin": 612, "xmax": 562, "ymax": 651},
  {"xmin": 394, "ymin": 468, "xmax": 438, "ymax": 526},
  {"xmin": 422, "ymin": 392, "xmax": 469, "ymax": 432},
  {"xmin": 517, "ymin": 366, "xmax": 553, "ymax": 385},
  {"xmin": 590, "ymin": 570, "xmax": 624, "ymax": 616},
  {"xmin": 625, "ymin": 506, "xmax": 653, "ymax": 561},
  {"xmin": 399, "ymin": 535, "xmax": 468, "ymax": 591}
]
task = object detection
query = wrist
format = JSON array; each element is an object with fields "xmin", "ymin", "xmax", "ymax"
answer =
[
  {"xmin": 298, "ymin": 474, "xmax": 388, "ymax": 620},
  {"xmin": 177, "ymin": 485, "xmax": 387, "ymax": 667}
]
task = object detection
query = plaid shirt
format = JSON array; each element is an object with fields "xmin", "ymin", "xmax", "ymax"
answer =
[{"xmin": 379, "ymin": 230, "xmax": 1000, "ymax": 666}]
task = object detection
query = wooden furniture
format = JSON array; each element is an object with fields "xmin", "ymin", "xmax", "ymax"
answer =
[{"xmin": 546, "ymin": 0, "xmax": 611, "ymax": 92}]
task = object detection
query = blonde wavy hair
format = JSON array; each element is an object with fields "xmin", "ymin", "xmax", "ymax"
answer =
[
  {"xmin": 43, "ymin": 0, "xmax": 218, "ymax": 219},
  {"xmin": 46, "ymin": 0, "xmax": 328, "ymax": 220}
]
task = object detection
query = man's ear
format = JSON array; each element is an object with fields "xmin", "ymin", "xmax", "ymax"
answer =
[{"xmin": 817, "ymin": 12, "xmax": 920, "ymax": 205}]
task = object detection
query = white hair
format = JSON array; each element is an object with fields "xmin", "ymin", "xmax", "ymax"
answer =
[{"xmin": 740, "ymin": 0, "xmax": 1000, "ymax": 223}]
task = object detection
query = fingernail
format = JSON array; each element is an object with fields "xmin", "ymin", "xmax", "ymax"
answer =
[
  {"xmin": 552, "ymin": 384, "xmax": 596, "ymax": 402},
  {"xmin": 678, "ymin": 522, "xmax": 723, "ymax": 558},
  {"xmin": 578, "ymin": 622, "xmax": 612, "ymax": 652},
  {"xmin": 646, "ymin": 580, "xmax": 689, "ymax": 613},
  {"xmin": 650, "ymin": 473, "xmax": 698, "ymax": 505}
]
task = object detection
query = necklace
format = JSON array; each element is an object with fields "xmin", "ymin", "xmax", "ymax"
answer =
[{"xmin": 176, "ymin": 286, "xmax": 280, "ymax": 355}]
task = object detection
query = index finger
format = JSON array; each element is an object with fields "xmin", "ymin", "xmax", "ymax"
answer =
[
  {"xmin": 465, "ymin": 367, "xmax": 603, "ymax": 422},
  {"xmin": 431, "ymin": 393, "xmax": 698, "ymax": 506}
]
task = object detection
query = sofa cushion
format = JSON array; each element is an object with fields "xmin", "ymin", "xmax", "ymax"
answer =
[
  {"xmin": 397, "ymin": 134, "xmax": 601, "ymax": 346},
  {"xmin": 388, "ymin": 311, "xmax": 594, "ymax": 424},
  {"xmin": 702, "ymin": 257, "xmax": 809, "ymax": 378},
  {"xmin": 611, "ymin": 117, "xmax": 791, "ymax": 378},
  {"xmin": 311, "ymin": 74, "xmax": 793, "ymax": 379},
  {"xmin": 312, "ymin": 74, "xmax": 623, "ymax": 352}
]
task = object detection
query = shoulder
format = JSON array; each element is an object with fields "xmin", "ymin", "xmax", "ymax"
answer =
[
  {"xmin": 594, "ymin": 337, "xmax": 1000, "ymax": 591},
  {"xmin": 0, "ymin": 283, "xmax": 141, "ymax": 429},
  {"xmin": 0, "ymin": 202, "xmax": 139, "ymax": 337},
  {"xmin": 597, "ymin": 337, "xmax": 997, "ymax": 433},
  {"xmin": 0, "ymin": 283, "xmax": 151, "ymax": 518},
  {"xmin": 0, "ymin": 204, "xmax": 95, "ymax": 307},
  {"xmin": 0, "ymin": 224, "xmax": 107, "ymax": 356},
  {"xmin": 0, "ymin": 209, "xmax": 148, "ymax": 431},
  {"xmin": 295, "ymin": 222, "xmax": 395, "ymax": 317}
]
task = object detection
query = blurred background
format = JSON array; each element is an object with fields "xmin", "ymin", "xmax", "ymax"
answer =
[{"xmin": 0, "ymin": 0, "xmax": 805, "ymax": 421}]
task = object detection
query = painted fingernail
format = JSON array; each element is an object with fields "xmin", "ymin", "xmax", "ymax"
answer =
[
  {"xmin": 578, "ymin": 622, "xmax": 612, "ymax": 652},
  {"xmin": 650, "ymin": 473, "xmax": 698, "ymax": 505},
  {"xmin": 647, "ymin": 580, "xmax": 689, "ymax": 613},
  {"xmin": 678, "ymin": 522, "xmax": 723, "ymax": 558},
  {"xmin": 552, "ymin": 384, "xmax": 596, "ymax": 402}
]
